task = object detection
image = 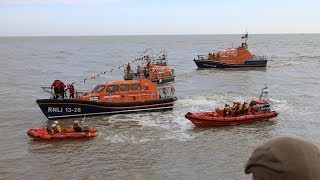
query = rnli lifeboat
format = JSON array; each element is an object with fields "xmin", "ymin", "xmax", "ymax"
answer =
[
  {"xmin": 27, "ymin": 127, "xmax": 98, "ymax": 141},
  {"xmin": 185, "ymin": 86, "xmax": 278, "ymax": 127},
  {"xmin": 37, "ymin": 79, "xmax": 177, "ymax": 119},
  {"xmin": 194, "ymin": 33, "xmax": 267, "ymax": 68},
  {"xmin": 124, "ymin": 51, "xmax": 175, "ymax": 84}
]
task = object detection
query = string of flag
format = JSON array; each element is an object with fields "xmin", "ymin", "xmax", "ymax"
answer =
[{"xmin": 70, "ymin": 50, "xmax": 155, "ymax": 86}]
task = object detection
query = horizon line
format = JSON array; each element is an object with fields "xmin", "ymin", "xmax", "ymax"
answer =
[{"xmin": 0, "ymin": 32, "xmax": 319, "ymax": 38}]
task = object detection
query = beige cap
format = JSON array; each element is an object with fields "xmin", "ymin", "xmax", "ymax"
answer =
[{"xmin": 244, "ymin": 136, "xmax": 320, "ymax": 180}]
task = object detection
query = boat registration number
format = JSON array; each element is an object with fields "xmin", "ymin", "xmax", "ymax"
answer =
[
  {"xmin": 203, "ymin": 63, "xmax": 217, "ymax": 67},
  {"xmin": 48, "ymin": 107, "xmax": 81, "ymax": 113}
]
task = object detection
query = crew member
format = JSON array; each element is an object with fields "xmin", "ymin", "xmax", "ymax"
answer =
[
  {"xmin": 58, "ymin": 81, "xmax": 66, "ymax": 99},
  {"xmin": 51, "ymin": 123, "xmax": 57, "ymax": 134},
  {"xmin": 243, "ymin": 102, "xmax": 250, "ymax": 114},
  {"xmin": 223, "ymin": 103, "xmax": 230, "ymax": 117},
  {"xmin": 73, "ymin": 120, "xmax": 82, "ymax": 132},
  {"xmin": 232, "ymin": 102, "xmax": 238, "ymax": 110},
  {"xmin": 126, "ymin": 63, "xmax": 131, "ymax": 77},
  {"xmin": 67, "ymin": 84, "xmax": 75, "ymax": 99},
  {"xmin": 51, "ymin": 80, "xmax": 60, "ymax": 99},
  {"xmin": 236, "ymin": 102, "xmax": 243, "ymax": 115},
  {"xmin": 54, "ymin": 120, "xmax": 62, "ymax": 133}
]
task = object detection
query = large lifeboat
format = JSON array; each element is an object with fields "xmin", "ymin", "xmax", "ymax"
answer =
[
  {"xmin": 193, "ymin": 33, "xmax": 267, "ymax": 68},
  {"xmin": 185, "ymin": 86, "xmax": 278, "ymax": 127},
  {"xmin": 124, "ymin": 50, "xmax": 175, "ymax": 84},
  {"xmin": 37, "ymin": 79, "xmax": 177, "ymax": 119},
  {"xmin": 27, "ymin": 127, "xmax": 98, "ymax": 141}
]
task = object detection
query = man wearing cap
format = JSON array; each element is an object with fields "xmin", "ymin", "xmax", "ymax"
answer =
[{"xmin": 244, "ymin": 136, "xmax": 320, "ymax": 180}]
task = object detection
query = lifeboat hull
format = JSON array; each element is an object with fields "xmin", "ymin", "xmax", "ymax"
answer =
[
  {"xmin": 194, "ymin": 59, "xmax": 267, "ymax": 68},
  {"xmin": 152, "ymin": 77, "xmax": 175, "ymax": 84},
  {"xmin": 27, "ymin": 127, "xmax": 98, "ymax": 141},
  {"xmin": 36, "ymin": 97, "xmax": 177, "ymax": 119},
  {"xmin": 185, "ymin": 111, "xmax": 278, "ymax": 127},
  {"xmin": 125, "ymin": 76, "xmax": 174, "ymax": 84}
]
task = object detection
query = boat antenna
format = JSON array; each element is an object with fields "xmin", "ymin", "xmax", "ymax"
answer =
[
  {"xmin": 81, "ymin": 114, "xmax": 87, "ymax": 132},
  {"xmin": 245, "ymin": 27, "xmax": 248, "ymax": 44},
  {"xmin": 259, "ymin": 84, "xmax": 268, "ymax": 100}
]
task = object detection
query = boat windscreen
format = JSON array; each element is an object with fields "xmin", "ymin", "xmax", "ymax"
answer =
[{"xmin": 92, "ymin": 85, "xmax": 105, "ymax": 92}]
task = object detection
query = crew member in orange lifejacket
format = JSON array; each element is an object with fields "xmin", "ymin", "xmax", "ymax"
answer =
[{"xmin": 67, "ymin": 84, "xmax": 75, "ymax": 99}]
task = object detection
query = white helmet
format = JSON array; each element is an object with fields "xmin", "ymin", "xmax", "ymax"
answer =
[
  {"xmin": 74, "ymin": 120, "xmax": 79, "ymax": 124},
  {"xmin": 54, "ymin": 121, "xmax": 59, "ymax": 124},
  {"xmin": 52, "ymin": 123, "xmax": 57, "ymax": 128}
]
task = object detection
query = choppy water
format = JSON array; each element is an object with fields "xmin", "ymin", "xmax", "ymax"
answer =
[{"xmin": 0, "ymin": 34, "xmax": 320, "ymax": 179}]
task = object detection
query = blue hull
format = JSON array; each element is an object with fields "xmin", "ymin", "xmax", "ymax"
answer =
[
  {"xmin": 194, "ymin": 59, "xmax": 267, "ymax": 68},
  {"xmin": 36, "ymin": 97, "xmax": 177, "ymax": 119}
]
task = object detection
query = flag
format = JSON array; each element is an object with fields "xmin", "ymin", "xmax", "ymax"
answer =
[{"xmin": 241, "ymin": 33, "xmax": 248, "ymax": 39}]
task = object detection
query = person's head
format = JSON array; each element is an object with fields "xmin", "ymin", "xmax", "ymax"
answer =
[
  {"xmin": 244, "ymin": 136, "xmax": 320, "ymax": 180},
  {"xmin": 54, "ymin": 120, "xmax": 59, "ymax": 124},
  {"xmin": 74, "ymin": 120, "xmax": 79, "ymax": 124}
]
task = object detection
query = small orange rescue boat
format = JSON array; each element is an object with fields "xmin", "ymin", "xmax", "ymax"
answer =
[
  {"xmin": 185, "ymin": 86, "xmax": 279, "ymax": 127},
  {"xmin": 27, "ymin": 127, "xmax": 98, "ymax": 141},
  {"xmin": 185, "ymin": 110, "xmax": 278, "ymax": 127}
]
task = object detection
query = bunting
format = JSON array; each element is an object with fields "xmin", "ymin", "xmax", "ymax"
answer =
[{"xmin": 69, "ymin": 52, "xmax": 152, "ymax": 86}]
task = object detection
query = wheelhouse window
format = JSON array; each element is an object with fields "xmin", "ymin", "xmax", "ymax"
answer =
[
  {"xmin": 106, "ymin": 85, "xmax": 119, "ymax": 93},
  {"xmin": 120, "ymin": 84, "xmax": 130, "ymax": 91},
  {"xmin": 131, "ymin": 83, "xmax": 141, "ymax": 90},
  {"xmin": 92, "ymin": 85, "xmax": 105, "ymax": 92}
]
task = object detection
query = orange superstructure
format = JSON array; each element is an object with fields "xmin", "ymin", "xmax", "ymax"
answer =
[
  {"xmin": 124, "ymin": 50, "xmax": 175, "ymax": 84},
  {"xmin": 78, "ymin": 79, "xmax": 159, "ymax": 103},
  {"xmin": 211, "ymin": 45, "xmax": 253, "ymax": 64},
  {"xmin": 194, "ymin": 35, "xmax": 268, "ymax": 68},
  {"xmin": 37, "ymin": 78, "xmax": 177, "ymax": 119}
]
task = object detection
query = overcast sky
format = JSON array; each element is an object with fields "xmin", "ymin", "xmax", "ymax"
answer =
[{"xmin": 0, "ymin": 0, "xmax": 319, "ymax": 36}]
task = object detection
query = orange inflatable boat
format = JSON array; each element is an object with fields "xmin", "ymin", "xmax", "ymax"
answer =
[
  {"xmin": 27, "ymin": 127, "xmax": 98, "ymax": 141},
  {"xmin": 185, "ymin": 85, "xmax": 279, "ymax": 127},
  {"xmin": 185, "ymin": 110, "xmax": 278, "ymax": 127}
]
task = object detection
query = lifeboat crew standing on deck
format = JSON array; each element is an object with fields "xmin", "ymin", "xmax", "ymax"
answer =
[
  {"xmin": 223, "ymin": 104, "xmax": 230, "ymax": 117},
  {"xmin": 58, "ymin": 81, "xmax": 66, "ymax": 99},
  {"xmin": 51, "ymin": 80, "xmax": 60, "ymax": 99},
  {"xmin": 73, "ymin": 120, "xmax": 82, "ymax": 132},
  {"xmin": 67, "ymin": 84, "xmax": 75, "ymax": 99},
  {"xmin": 126, "ymin": 63, "xmax": 131, "ymax": 78}
]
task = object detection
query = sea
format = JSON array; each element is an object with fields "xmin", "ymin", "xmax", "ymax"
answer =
[{"xmin": 0, "ymin": 34, "xmax": 320, "ymax": 179}]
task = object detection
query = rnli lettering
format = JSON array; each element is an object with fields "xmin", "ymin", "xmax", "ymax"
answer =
[
  {"xmin": 48, "ymin": 107, "xmax": 63, "ymax": 112},
  {"xmin": 47, "ymin": 107, "xmax": 81, "ymax": 113}
]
